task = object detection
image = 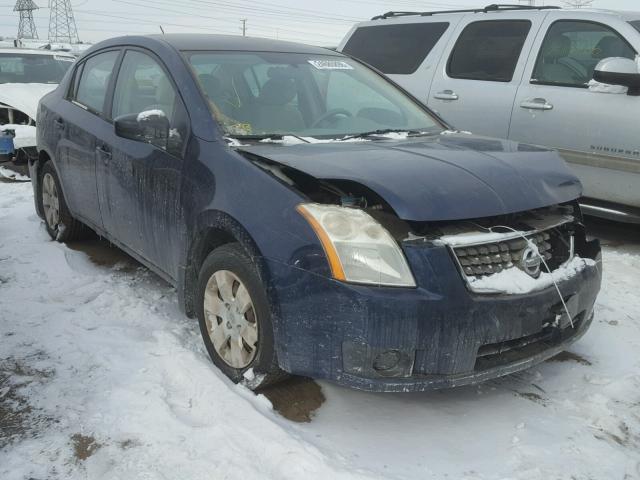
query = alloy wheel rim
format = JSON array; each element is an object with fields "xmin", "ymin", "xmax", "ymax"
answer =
[
  {"xmin": 204, "ymin": 270, "xmax": 258, "ymax": 369},
  {"xmin": 42, "ymin": 173, "xmax": 60, "ymax": 231}
]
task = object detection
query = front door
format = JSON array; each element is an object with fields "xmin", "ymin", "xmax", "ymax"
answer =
[
  {"xmin": 508, "ymin": 18, "xmax": 640, "ymax": 208},
  {"xmin": 98, "ymin": 49, "xmax": 189, "ymax": 279},
  {"xmin": 427, "ymin": 13, "xmax": 547, "ymax": 138}
]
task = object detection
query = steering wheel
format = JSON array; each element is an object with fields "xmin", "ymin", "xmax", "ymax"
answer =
[{"xmin": 311, "ymin": 108, "xmax": 353, "ymax": 128}]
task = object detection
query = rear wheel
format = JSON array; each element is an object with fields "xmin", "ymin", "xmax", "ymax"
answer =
[
  {"xmin": 196, "ymin": 243, "xmax": 286, "ymax": 389},
  {"xmin": 39, "ymin": 161, "xmax": 85, "ymax": 242}
]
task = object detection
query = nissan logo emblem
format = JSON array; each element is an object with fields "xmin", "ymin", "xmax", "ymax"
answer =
[{"xmin": 521, "ymin": 246, "xmax": 542, "ymax": 278}]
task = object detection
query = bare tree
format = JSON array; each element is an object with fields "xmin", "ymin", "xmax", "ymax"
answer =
[{"xmin": 562, "ymin": 0, "xmax": 594, "ymax": 7}]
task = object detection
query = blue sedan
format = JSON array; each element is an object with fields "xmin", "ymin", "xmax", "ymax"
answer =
[{"xmin": 31, "ymin": 34, "xmax": 601, "ymax": 392}]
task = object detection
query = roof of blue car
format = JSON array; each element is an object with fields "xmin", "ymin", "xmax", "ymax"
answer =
[{"xmin": 148, "ymin": 33, "xmax": 341, "ymax": 55}]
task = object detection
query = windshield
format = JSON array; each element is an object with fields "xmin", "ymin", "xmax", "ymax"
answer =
[
  {"xmin": 0, "ymin": 53, "xmax": 74, "ymax": 84},
  {"xmin": 185, "ymin": 51, "xmax": 442, "ymax": 139}
]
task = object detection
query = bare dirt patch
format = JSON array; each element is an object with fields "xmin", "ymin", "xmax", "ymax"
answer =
[
  {"xmin": 0, "ymin": 356, "xmax": 54, "ymax": 448},
  {"xmin": 549, "ymin": 351, "xmax": 592, "ymax": 366},
  {"xmin": 66, "ymin": 239, "xmax": 138, "ymax": 271},
  {"xmin": 71, "ymin": 434, "xmax": 101, "ymax": 461},
  {"xmin": 260, "ymin": 377, "xmax": 325, "ymax": 423}
]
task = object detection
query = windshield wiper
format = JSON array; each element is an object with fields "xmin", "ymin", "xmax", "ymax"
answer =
[
  {"xmin": 229, "ymin": 133, "xmax": 311, "ymax": 143},
  {"xmin": 339, "ymin": 129, "xmax": 438, "ymax": 141}
]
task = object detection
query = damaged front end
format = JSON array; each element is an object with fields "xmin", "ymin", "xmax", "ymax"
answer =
[{"xmin": 236, "ymin": 145, "xmax": 602, "ymax": 392}]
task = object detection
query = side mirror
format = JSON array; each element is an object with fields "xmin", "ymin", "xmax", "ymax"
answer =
[
  {"xmin": 592, "ymin": 57, "xmax": 640, "ymax": 96},
  {"xmin": 114, "ymin": 110, "xmax": 170, "ymax": 148}
]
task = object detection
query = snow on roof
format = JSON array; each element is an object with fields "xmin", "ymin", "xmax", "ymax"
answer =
[{"xmin": 0, "ymin": 48, "xmax": 75, "ymax": 57}]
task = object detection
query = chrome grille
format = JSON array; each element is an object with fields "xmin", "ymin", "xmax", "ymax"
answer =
[{"xmin": 454, "ymin": 229, "xmax": 570, "ymax": 278}]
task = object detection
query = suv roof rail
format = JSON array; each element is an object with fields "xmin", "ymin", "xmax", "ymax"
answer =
[{"xmin": 371, "ymin": 4, "xmax": 561, "ymax": 20}]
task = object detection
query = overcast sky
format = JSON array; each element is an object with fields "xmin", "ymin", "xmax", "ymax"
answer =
[{"xmin": 0, "ymin": 0, "xmax": 638, "ymax": 46}]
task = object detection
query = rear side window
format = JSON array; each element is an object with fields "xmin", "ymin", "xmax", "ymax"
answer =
[
  {"xmin": 630, "ymin": 20, "xmax": 640, "ymax": 34},
  {"xmin": 448, "ymin": 20, "xmax": 531, "ymax": 82},
  {"xmin": 74, "ymin": 51, "xmax": 119, "ymax": 114},
  {"xmin": 342, "ymin": 22, "xmax": 449, "ymax": 74}
]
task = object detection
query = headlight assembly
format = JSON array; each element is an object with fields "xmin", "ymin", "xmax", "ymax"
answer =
[{"xmin": 297, "ymin": 203, "xmax": 416, "ymax": 287}]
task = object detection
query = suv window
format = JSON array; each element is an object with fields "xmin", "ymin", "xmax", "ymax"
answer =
[
  {"xmin": 532, "ymin": 21, "xmax": 636, "ymax": 88},
  {"xmin": 448, "ymin": 20, "xmax": 531, "ymax": 82},
  {"xmin": 630, "ymin": 20, "xmax": 640, "ymax": 34},
  {"xmin": 342, "ymin": 22, "xmax": 449, "ymax": 75},
  {"xmin": 74, "ymin": 51, "xmax": 119, "ymax": 114},
  {"xmin": 112, "ymin": 50, "xmax": 187, "ymax": 156}
]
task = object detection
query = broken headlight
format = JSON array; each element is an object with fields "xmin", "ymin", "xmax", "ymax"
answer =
[{"xmin": 297, "ymin": 203, "xmax": 416, "ymax": 287}]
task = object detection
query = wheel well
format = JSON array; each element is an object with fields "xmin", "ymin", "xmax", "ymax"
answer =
[
  {"xmin": 33, "ymin": 150, "xmax": 52, "ymax": 218},
  {"xmin": 183, "ymin": 227, "xmax": 241, "ymax": 318}
]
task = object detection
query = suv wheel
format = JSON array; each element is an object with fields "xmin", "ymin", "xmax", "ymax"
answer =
[
  {"xmin": 196, "ymin": 243, "xmax": 286, "ymax": 389},
  {"xmin": 39, "ymin": 161, "xmax": 85, "ymax": 242}
]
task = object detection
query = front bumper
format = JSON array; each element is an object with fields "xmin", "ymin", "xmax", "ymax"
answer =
[{"xmin": 265, "ymin": 237, "xmax": 602, "ymax": 392}]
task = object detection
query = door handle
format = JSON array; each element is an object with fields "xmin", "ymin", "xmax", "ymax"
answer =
[
  {"xmin": 53, "ymin": 118, "xmax": 65, "ymax": 129},
  {"xmin": 433, "ymin": 90, "xmax": 459, "ymax": 101},
  {"xmin": 520, "ymin": 98, "xmax": 553, "ymax": 110},
  {"xmin": 96, "ymin": 145, "xmax": 112, "ymax": 164}
]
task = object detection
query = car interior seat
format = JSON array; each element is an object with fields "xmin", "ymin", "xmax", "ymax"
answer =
[
  {"xmin": 537, "ymin": 34, "xmax": 586, "ymax": 84},
  {"xmin": 248, "ymin": 69, "xmax": 303, "ymax": 133},
  {"xmin": 592, "ymin": 35, "xmax": 635, "ymax": 61}
]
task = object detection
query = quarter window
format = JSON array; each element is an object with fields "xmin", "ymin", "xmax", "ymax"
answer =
[
  {"xmin": 532, "ymin": 21, "xmax": 636, "ymax": 88},
  {"xmin": 342, "ymin": 22, "xmax": 449, "ymax": 75},
  {"xmin": 74, "ymin": 51, "xmax": 119, "ymax": 114},
  {"xmin": 447, "ymin": 20, "xmax": 531, "ymax": 82}
]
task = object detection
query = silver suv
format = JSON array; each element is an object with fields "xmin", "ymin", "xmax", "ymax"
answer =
[{"xmin": 339, "ymin": 4, "xmax": 640, "ymax": 223}]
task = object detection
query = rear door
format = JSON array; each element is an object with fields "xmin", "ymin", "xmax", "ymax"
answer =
[
  {"xmin": 508, "ymin": 16, "xmax": 640, "ymax": 208},
  {"xmin": 427, "ymin": 13, "xmax": 547, "ymax": 138},
  {"xmin": 339, "ymin": 19, "xmax": 457, "ymax": 103},
  {"xmin": 98, "ymin": 48, "xmax": 189, "ymax": 279},
  {"xmin": 55, "ymin": 49, "xmax": 120, "ymax": 229}
]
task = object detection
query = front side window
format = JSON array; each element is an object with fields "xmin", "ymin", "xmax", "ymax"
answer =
[
  {"xmin": 342, "ymin": 22, "xmax": 449, "ymax": 75},
  {"xmin": 0, "ymin": 53, "xmax": 73, "ymax": 84},
  {"xmin": 186, "ymin": 51, "xmax": 442, "ymax": 139},
  {"xmin": 112, "ymin": 50, "xmax": 187, "ymax": 156},
  {"xmin": 448, "ymin": 20, "xmax": 532, "ymax": 82},
  {"xmin": 532, "ymin": 21, "xmax": 636, "ymax": 87},
  {"xmin": 75, "ymin": 51, "xmax": 119, "ymax": 114}
]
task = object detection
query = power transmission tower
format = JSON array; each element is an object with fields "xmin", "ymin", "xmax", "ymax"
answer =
[
  {"xmin": 48, "ymin": 0, "xmax": 79, "ymax": 43},
  {"xmin": 240, "ymin": 19, "xmax": 247, "ymax": 36},
  {"xmin": 14, "ymin": 0, "xmax": 39, "ymax": 39},
  {"xmin": 562, "ymin": 0, "xmax": 594, "ymax": 7}
]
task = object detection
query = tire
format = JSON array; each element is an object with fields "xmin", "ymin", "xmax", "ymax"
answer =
[
  {"xmin": 38, "ymin": 161, "xmax": 85, "ymax": 242},
  {"xmin": 196, "ymin": 243, "xmax": 287, "ymax": 390}
]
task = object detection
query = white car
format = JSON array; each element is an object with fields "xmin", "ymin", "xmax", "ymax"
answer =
[
  {"xmin": 0, "ymin": 48, "xmax": 75, "ymax": 173},
  {"xmin": 339, "ymin": 4, "xmax": 640, "ymax": 223}
]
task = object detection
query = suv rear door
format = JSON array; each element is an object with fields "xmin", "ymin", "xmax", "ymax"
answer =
[
  {"xmin": 508, "ymin": 16, "xmax": 640, "ymax": 208},
  {"xmin": 339, "ymin": 19, "xmax": 457, "ymax": 103},
  {"xmin": 427, "ymin": 12, "xmax": 547, "ymax": 138}
]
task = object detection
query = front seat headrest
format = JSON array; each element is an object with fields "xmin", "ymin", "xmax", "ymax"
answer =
[
  {"xmin": 258, "ymin": 77, "xmax": 297, "ymax": 106},
  {"xmin": 543, "ymin": 34, "xmax": 571, "ymax": 62},
  {"xmin": 592, "ymin": 36, "xmax": 628, "ymax": 59}
]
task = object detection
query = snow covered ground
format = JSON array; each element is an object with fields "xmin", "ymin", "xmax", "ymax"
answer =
[{"xmin": 1, "ymin": 180, "xmax": 639, "ymax": 480}]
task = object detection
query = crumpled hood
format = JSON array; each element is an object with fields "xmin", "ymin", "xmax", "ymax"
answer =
[
  {"xmin": 0, "ymin": 83, "xmax": 57, "ymax": 120},
  {"xmin": 238, "ymin": 133, "xmax": 582, "ymax": 222}
]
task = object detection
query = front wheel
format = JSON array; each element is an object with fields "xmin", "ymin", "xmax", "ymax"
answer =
[
  {"xmin": 38, "ymin": 161, "xmax": 85, "ymax": 242},
  {"xmin": 196, "ymin": 243, "xmax": 286, "ymax": 389}
]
